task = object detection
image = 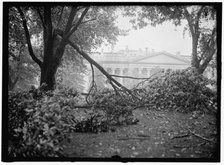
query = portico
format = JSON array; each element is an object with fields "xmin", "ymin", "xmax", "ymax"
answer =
[{"xmin": 85, "ymin": 49, "xmax": 191, "ymax": 90}]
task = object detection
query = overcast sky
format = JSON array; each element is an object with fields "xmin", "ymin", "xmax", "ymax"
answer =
[{"xmin": 102, "ymin": 12, "xmax": 192, "ymax": 56}]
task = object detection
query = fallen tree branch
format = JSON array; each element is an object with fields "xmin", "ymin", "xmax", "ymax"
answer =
[
  {"xmin": 117, "ymin": 136, "xmax": 150, "ymax": 141},
  {"xmin": 86, "ymin": 63, "xmax": 97, "ymax": 104},
  {"xmin": 171, "ymin": 133, "xmax": 190, "ymax": 139},
  {"xmin": 110, "ymin": 74, "xmax": 151, "ymax": 80},
  {"xmin": 188, "ymin": 128, "xmax": 214, "ymax": 142},
  {"xmin": 55, "ymin": 29, "xmax": 141, "ymax": 102}
]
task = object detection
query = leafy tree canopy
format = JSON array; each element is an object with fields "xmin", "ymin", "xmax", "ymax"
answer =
[
  {"xmin": 8, "ymin": 5, "xmax": 127, "ymax": 90},
  {"xmin": 123, "ymin": 5, "xmax": 217, "ymax": 74}
]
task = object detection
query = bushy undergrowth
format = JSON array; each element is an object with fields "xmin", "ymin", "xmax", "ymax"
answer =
[
  {"xmin": 8, "ymin": 85, "xmax": 138, "ymax": 157},
  {"xmin": 8, "ymin": 86, "xmax": 79, "ymax": 157},
  {"xmin": 139, "ymin": 67, "xmax": 217, "ymax": 113},
  {"xmin": 91, "ymin": 89, "xmax": 139, "ymax": 126}
]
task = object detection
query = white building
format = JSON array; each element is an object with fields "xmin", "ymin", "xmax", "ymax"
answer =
[{"xmin": 84, "ymin": 49, "xmax": 191, "ymax": 90}]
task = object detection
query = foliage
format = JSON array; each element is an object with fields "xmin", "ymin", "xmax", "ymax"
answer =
[
  {"xmin": 123, "ymin": 5, "xmax": 217, "ymax": 74},
  {"xmin": 137, "ymin": 68, "xmax": 217, "ymax": 113},
  {"xmin": 8, "ymin": 85, "xmax": 139, "ymax": 157},
  {"xmin": 8, "ymin": 5, "xmax": 127, "ymax": 90},
  {"xmin": 91, "ymin": 89, "xmax": 139, "ymax": 125},
  {"xmin": 8, "ymin": 85, "xmax": 79, "ymax": 157},
  {"xmin": 8, "ymin": 7, "xmax": 40, "ymax": 91},
  {"xmin": 56, "ymin": 49, "xmax": 87, "ymax": 93}
]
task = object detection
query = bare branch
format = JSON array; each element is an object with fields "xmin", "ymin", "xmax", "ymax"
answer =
[
  {"xmin": 183, "ymin": 7, "xmax": 194, "ymax": 34},
  {"xmin": 36, "ymin": 7, "xmax": 46, "ymax": 30},
  {"xmin": 111, "ymin": 74, "xmax": 152, "ymax": 80},
  {"xmin": 86, "ymin": 63, "xmax": 96, "ymax": 104},
  {"xmin": 55, "ymin": 28, "xmax": 139, "ymax": 100},
  {"xmin": 81, "ymin": 18, "xmax": 97, "ymax": 24},
  {"xmin": 195, "ymin": 6, "xmax": 204, "ymax": 33},
  {"xmin": 64, "ymin": 7, "xmax": 90, "ymax": 40},
  {"xmin": 188, "ymin": 128, "xmax": 214, "ymax": 142},
  {"xmin": 64, "ymin": 7, "xmax": 78, "ymax": 35},
  {"xmin": 17, "ymin": 7, "xmax": 42, "ymax": 68}
]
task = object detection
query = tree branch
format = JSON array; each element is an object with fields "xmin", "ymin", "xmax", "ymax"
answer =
[
  {"xmin": 86, "ymin": 63, "xmax": 96, "ymax": 104},
  {"xmin": 68, "ymin": 41, "xmax": 132, "ymax": 94},
  {"xmin": 44, "ymin": 6, "xmax": 53, "ymax": 38},
  {"xmin": 64, "ymin": 7, "xmax": 90, "ymax": 41},
  {"xmin": 64, "ymin": 7, "xmax": 78, "ymax": 36},
  {"xmin": 188, "ymin": 128, "xmax": 213, "ymax": 142},
  {"xmin": 17, "ymin": 7, "xmax": 43, "ymax": 68},
  {"xmin": 183, "ymin": 7, "xmax": 194, "ymax": 35},
  {"xmin": 110, "ymin": 74, "xmax": 152, "ymax": 80},
  {"xmin": 81, "ymin": 18, "xmax": 96, "ymax": 24},
  {"xmin": 55, "ymin": 28, "xmax": 139, "ymax": 100},
  {"xmin": 57, "ymin": 7, "xmax": 78, "ymax": 50},
  {"xmin": 36, "ymin": 7, "xmax": 46, "ymax": 30},
  {"xmin": 195, "ymin": 6, "xmax": 204, "ymax": 34}
]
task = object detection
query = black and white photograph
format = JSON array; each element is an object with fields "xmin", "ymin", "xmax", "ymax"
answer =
[{"xmin": 2, "ymin": 1, "xmax": 221, "ymax": 162}]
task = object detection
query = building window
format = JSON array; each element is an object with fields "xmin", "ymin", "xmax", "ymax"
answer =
[
  {"xmin": 133, "ymin": 68, "xmax": 139, "ymax": 76},
  {"xmin": 142, "ymin": 68, "xmax": 148, "ymax": 75},
  {"xmin": 150, "ymin": 67, "xmax": 163, "ymax": 76},
  {"xmin": 115, "ymin": 68, "xmax": 120, "ymax": 75},
  {"xmin": 106, "ymin": 68, "xmax": 112, "ymax": 74},
  {"xmin": 123, "ymin": 68, "xmax": 128, "ymax": 75}
]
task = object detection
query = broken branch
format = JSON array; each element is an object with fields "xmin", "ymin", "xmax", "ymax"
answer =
[{"xmin": 188, "ymin": 128, "xmax": 214, "ymax": 142}]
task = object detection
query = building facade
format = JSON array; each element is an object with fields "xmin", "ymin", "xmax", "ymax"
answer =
[{"xmin": 85, "ymin": 49, "xmax": 192, "ymax": 90}]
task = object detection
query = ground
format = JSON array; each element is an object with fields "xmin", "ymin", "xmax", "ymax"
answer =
[{"xmin": 64, "ymin": 108, "xmax": 217, "ymax": 158}]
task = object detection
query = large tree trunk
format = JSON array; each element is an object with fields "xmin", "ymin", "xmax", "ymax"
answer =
[
  {"xmin": 40, "ymin": 32, "xmax": 66, "ymax": 90},
  {"xmin": 40, "ymin": 58, "xmax": 60, "ymax": 91},
  {"xmin": 191, "ymin": 34, "xmax": 200, "ymax": 70}
]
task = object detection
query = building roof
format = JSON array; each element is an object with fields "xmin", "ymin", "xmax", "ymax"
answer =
[{"xmin": 90, "ymin": 50, "xmax": 191, "ymax": 65}]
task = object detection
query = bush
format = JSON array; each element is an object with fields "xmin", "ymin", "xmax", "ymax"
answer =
[
  {"xmin": 91, "ymin": 89, "xmax": 139, "ymax": 126},
  {"xmin": 8, "ymin": 86, "xmax": 80, "ymax": 157},
  {"xmin": 8, "ymin": 85, "xmax": 139, "ymax": 157},
  {"xmin": 139, "ymin": 67, "xmax": 217, "ymax": 113}
]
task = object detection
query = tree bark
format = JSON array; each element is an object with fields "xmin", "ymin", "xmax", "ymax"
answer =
[
  {"xmin": 40, "ymin": 33, "xmax": 65, "ymax": 90},
  {"xmin": 40, "ymin": 57, "xmax": 59, "ymax": 91},
  {"xmin": 191, "ymin": 34, "xmax": 200, "ymax": 69}
]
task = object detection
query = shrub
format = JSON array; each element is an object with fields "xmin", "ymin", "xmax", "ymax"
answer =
[
  {"xmin": 8, "ymin": 85, "xmax": 139, "ymax": 157},
  {"xmin": 91, "ymin": 89, "xmax": 139, "ymax": 126},
  {"xmin": 139, "ymin": 67, "xmax": 217, "ymax": 113},
  {"xmin": 8, "ymin": 86, "xmax": 79, "ymax": 157}
]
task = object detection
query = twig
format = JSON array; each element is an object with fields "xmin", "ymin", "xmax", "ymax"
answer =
[
  {"xmin": 86, "ymin": 63, "xmax": 96, "ymax": 104},
  {"xmin": 109, "ymin": 80, "xmax": 120, "ymax": 96},
  {"xmin": 36, "ymin": 7, "xmax": 46, "ymax": 30},
  {"xmin": 171, "ymin": 133, "xmax": 190, "ymax": 139},
  {"xmin": 117, "ymin": 137, "xmax": 150, "ymax": 141},
  {"xmin": 81, "ymin": 18, "xmax": 97, "ymax": 24},
  {"xmin": 188, "ymin": 128, "xmax": 213, "ymax": 142},
  {"xmin": 110, "ymin": 74, "xmax": 151, "ymax": 80}
]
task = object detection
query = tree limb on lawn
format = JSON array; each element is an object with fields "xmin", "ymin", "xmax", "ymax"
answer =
[
  {"xmin": 55, "ymin": 29, "xmax": 140, "ymax": 101},
  {"xmin": 188, "ymin": 128, "xmax": 214, "ymax": 142},
  {"xmin": 110, "ymin": 74, "xmax": 152, "ymax": 80}
]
